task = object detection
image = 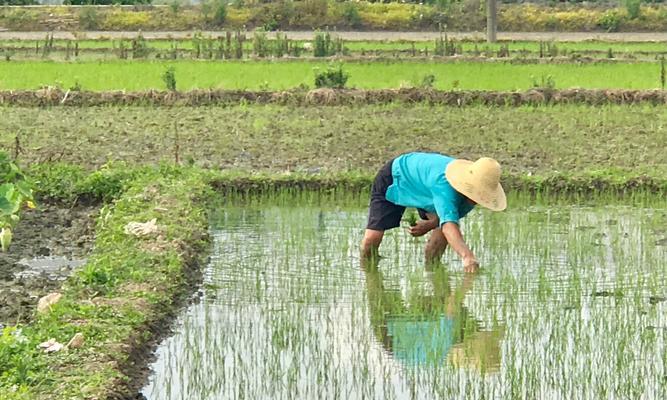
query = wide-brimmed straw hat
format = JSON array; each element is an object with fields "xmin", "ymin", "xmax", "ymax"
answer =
[{"xmin": 445, "ymin": 157, "xmax": 507, "ymax": 211}]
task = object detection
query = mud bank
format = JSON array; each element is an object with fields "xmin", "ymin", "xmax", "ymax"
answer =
[
  {"xmin": 0, "ymin": 204, "xmax": 97, "ymax": 326},
  {"xmin": 4, "ymin": 88, "xmax": 667, "ymax": 107}
]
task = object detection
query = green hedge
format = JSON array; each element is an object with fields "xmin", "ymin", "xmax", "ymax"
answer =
[{"xmin": 1, "ymin": 2, "xmax": 667, "ymax": 32}]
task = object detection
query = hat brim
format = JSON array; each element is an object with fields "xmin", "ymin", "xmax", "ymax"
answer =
[{"xmin": 445, "ymin": 160, "xmax": 507, "ymax": 212}]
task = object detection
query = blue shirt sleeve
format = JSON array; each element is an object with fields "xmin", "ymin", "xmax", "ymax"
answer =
[
  {"xmin": 432, "ymin": 189, "xmax": 460, "ymax": 225},
  {"xmin": 458, "ymin": 199, "xmax": 475, "ymax": 219}
]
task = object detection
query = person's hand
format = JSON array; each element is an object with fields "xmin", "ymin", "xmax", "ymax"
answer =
[
  {"xmin": 408, "ymin": 219, "xmax": 435, "ymax": 237},
  {"xmin": 462, "ymin": 255, "xmax": 480, "ymax": 273}
]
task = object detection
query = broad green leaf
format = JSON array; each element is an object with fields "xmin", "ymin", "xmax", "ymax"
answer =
[{"xmin": 0, "ymin": 197, "xmax": 13, "ymax": 216}]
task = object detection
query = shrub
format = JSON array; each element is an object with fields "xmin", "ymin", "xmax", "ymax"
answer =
[
  {"xmin": 213, "ymin": 0, "xmax": 227, "ymax": 26},
  {"xmin": 597, "ymin": 10, "xmax": 624, "ymax": 32},
  {"xmin": 78, "ymin": 7, "xmax": 100, "ymax": 30},
  {"xmin": 0, "ymin": 0, "xmax": 37, "ymax": 4},
  {"xmin": 314, "ymin": 65, "xmax": 349, "ymax": 89},
  {"xmin": 420, "ymin": 74, "xmax": 436, "ymax": 88},
  {"xmin": 162, "ymin": 66, "xmax": 177, "ymax": 91},
  {"xmin": 252, "ymin": 29, "xmax": 270, "ymax": 57},
  {"xmin": 624, "ymin": 0, "xmax": 641, "ymax": 19},
  {"xmin": 342, "ymin": 3, "xmax": 362, "ymax": 28},
  {"xmin": 531, "ymin": 74, "xmax": 556, "ymax": 90},
  {"xmin": 102, "ymin": 10, "xmax": 152, "ymax": 30},
  {"xmin": 0, "ymin": 151, "xmax": 35, "ymax": 252}
]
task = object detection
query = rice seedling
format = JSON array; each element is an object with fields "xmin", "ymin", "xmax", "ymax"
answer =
[
  {"xmin": 2, "ymin": 59, "xmax": 667, "ymax": 91},
  {"xmin": 142, "ymin": 195, "xmax": 667, "ymax": 399}
]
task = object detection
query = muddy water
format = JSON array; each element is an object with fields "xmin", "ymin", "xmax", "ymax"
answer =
[
  {"xmin": 0, "ymin": 205, "xmax": 96, "ymax": 325},
  {"xmin": 142, "ymin": 203, "xmax": 667, "ymax": 399}
]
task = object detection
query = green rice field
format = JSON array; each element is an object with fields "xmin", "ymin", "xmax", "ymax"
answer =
[
  {"xmin": 2, "ymin": 27, "xmax": 667, "ymax": 399},
  {"xmin": 1, "ymin": 104, "xmax": 664, "ymax": 177},
  {"xmin": 0, "ymin": 60, "xmax": 665, "ymax": 91},
  {"xmin": 141, "ymin": 197, "xmax": 667, "ymax": 398}
]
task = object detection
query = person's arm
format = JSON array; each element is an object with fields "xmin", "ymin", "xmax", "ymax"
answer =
[
  {"xmin": 442, "ymin": 222, "xmax": 479, "ymax": 273},
  {"xmin": 407, "ymin": 212, "xmax": 439, "ymax": 237}
]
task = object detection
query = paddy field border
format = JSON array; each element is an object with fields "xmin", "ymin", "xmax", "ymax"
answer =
[{"xmin": 6, "ymin": 88, "xmax": 667, "ymax": 107}]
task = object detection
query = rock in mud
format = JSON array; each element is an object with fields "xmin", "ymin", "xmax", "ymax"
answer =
[
  {"xmin": 67, "ymin": 332, "xmax": 84, "ymax": 349},
  {"xmin": 37, "ymin": 292, "xmax": 62, "ymax": 314},
  {"xmin": 39, "ymin": 338, "xmax": 64, "ymax": 353}
]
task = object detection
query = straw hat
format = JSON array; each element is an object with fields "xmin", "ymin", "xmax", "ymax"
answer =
[{"xmin": 445, "ymin": 157, "xmax": 506, "ymax": 211}]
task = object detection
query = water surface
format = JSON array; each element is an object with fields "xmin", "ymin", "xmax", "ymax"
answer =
[{"xmin": 143, "ymin": 202, "xmax": 667, "ymax": 399}]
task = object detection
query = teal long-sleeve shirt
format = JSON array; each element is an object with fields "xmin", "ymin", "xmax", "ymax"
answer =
[{"xmin": 385, "ymin": 152, "xmax": 474, "ymax": 225}]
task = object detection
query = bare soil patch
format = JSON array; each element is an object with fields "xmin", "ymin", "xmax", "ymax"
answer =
[{"xmin": 0, "ymin": 204, "xmax": 98, "ymax": 326}]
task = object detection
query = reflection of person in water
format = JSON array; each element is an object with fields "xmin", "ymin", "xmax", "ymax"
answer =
[{"xmin": 363, "ymin": 262, "xmax": 503, "ymax": 372}]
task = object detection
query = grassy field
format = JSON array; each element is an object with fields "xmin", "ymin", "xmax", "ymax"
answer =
[
  {"xmin": 2, "ymin": 104, "xmax": 664, "ymax": 178},
  {"xmin": 0, "ymin": 60, "xmax": 665, "ymax": 91}
]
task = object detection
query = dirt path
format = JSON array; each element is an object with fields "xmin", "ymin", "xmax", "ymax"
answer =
[{"xmin": 3, "ymin": 31, "xmax": 667, "ymax": 42}]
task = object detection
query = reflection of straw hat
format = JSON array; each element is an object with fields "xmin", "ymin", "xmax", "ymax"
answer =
[
  {"xmin": 445, "ymin": 157, "xmax": 507, "ymax": 211},
  {"xmin": 447, "ymin": 330, "xmax": 503, "ymax": 374}
]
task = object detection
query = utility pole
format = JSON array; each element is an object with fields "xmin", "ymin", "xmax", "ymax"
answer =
[{"xmin": 487, "ymin": 0, "xmax": 497, "ymax": 43}]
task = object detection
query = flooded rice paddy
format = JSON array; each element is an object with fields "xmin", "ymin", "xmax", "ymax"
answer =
[{"xmin": 143, "ymin": 199, "xmax": 667, "ymax": 399}]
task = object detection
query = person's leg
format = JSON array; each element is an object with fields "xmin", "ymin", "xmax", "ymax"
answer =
[
  {"xmin": 425, "ymin": 226, "xmax": 448, "ymax": 263},
  {"xmin": 361, "ymin": 158, "xmax": 403, "ymax": 262},
  {"xmin": 361, "ymin": 229, "xmax": 384, "ymax": 259}
]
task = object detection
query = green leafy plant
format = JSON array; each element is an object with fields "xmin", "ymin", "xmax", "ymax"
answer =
[
  {"xmin": 78, "ymin": 6, "xmax": 100, "ymax": 30},
  {"xmin": 403, "ymin": 210, "xmax": 418, "ymax": 227},
  {"xmin": 531, "ymin": 74, "xmax": 556, "ymax": 90},
  {"xmin": 253, "ymin": 29, "xmax": 270, "ymax": 58},
  {"xmin": 313, "ymin": 31, "xmax": 344, "ymax": 57},
  {"xmin": 314, "ymin": 65, "xmax": 349, "ymax": 89},
  {"xmin": 624, "ymin": 0, "xmax": 641, "ymax": 20},
  {"xmin": 419, "ymin": 74, "xmax": 436, "ymax": 88},
  {"xmin": 0, "ymin": 326, "xmax": 35, "ymax": 386},
  {"xmin": 598, "ymin": 10, "xmax": 624, "ymax": 32},
  {"xmin": 162, "ymin": 66, "xmax": 177, "ymax": 91},
  {"xmin": 342, "ymin": 3, "xmax": 362, "ymax": 28},
  {"xmin": 213, "ymin": 0, "xmax": 227, "ymax": 26},
  {"xmin": 0, "ymin": 151, "xmax": 35, "ymax": 252}
]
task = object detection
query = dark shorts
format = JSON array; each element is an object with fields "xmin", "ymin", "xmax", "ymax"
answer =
[{"xmin": 366, "ymin": 159, "xmax": 428, "ymax": 231}]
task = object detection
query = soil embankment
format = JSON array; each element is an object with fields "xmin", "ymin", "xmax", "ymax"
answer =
[{"xmin": 3, "ymin": 88, "xmax": 667, "ymax": 107}]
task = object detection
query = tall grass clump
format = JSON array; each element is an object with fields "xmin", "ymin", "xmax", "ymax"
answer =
[
  {"xmin": 313, "ymin": 31, "xmax": 344, "ymax": 57},
  {"xmin": 624, "ymin": 0, "xmax": 642, "ymax": 19},
  {"xmin": 253, "ymin": 30, "xmax": 270, "ymax": 58},
  {"xmin": 314, "ymin": 65, "xmax": 348, "ymax": 88},
  {"xmin": 162, "ymin": 66, "xmax": 176, "ymax": 91}
]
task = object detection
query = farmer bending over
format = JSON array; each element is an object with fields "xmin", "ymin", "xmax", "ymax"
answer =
[{"xmin": 360, "ymin": 152, "xmax": 506, "ymax": 272}]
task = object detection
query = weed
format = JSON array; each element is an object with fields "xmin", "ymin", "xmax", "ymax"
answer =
[
  {"xmin": 212, "ymin": 0, "xmax": 227, "ymax": 26},
  {"xmin": 314, "ymin": 65, "xmax": 348, "ymax": 89},
  {"xmin": 252, "ymin": 30, "xmax": 270, "ymax": 58},
  {"xmin": 169, "ymin": 0, "xmax": 181, "ymax": 15},
  {"xmin": 313, "ymin": 31, "xmax": 343, "ymax": 57},
  {"xmin": 78, "ymin": 7, "xmax": 100, "ymax": 30},
  {"xmin": 531, "ymin": 74, "xmax": 556, "ymax": 89},
  {"xmin": 419, "ymin": 74, "xmax": 436, "ymax": 88},
  {"xmin": 624, "ymin": 0, "xmax": 642, "ymax": 20},
  {"xmin": 342, "ymin": 3, "xmax": 362, "ymax": 28},
  {"xmin": 131, "ymin": 34, "xmax": 149, "ymax": 59},
  {"xmin": 162, "ymin": 66, "xmax": 177, "ymax": 91},
  {"xmin": 0, "ymin": 151, "xmax": 35, "ymax": 250}
]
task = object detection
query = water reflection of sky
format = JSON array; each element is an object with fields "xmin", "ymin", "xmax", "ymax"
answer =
[{"xmin": 143, "ymin": 204, "xmax": 667, "ymax": 400}]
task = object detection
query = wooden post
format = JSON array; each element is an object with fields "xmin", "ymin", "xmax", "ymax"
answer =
[{"xmin": 486, "ymin": 0, "xmax": 497, "ymax": 43}]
